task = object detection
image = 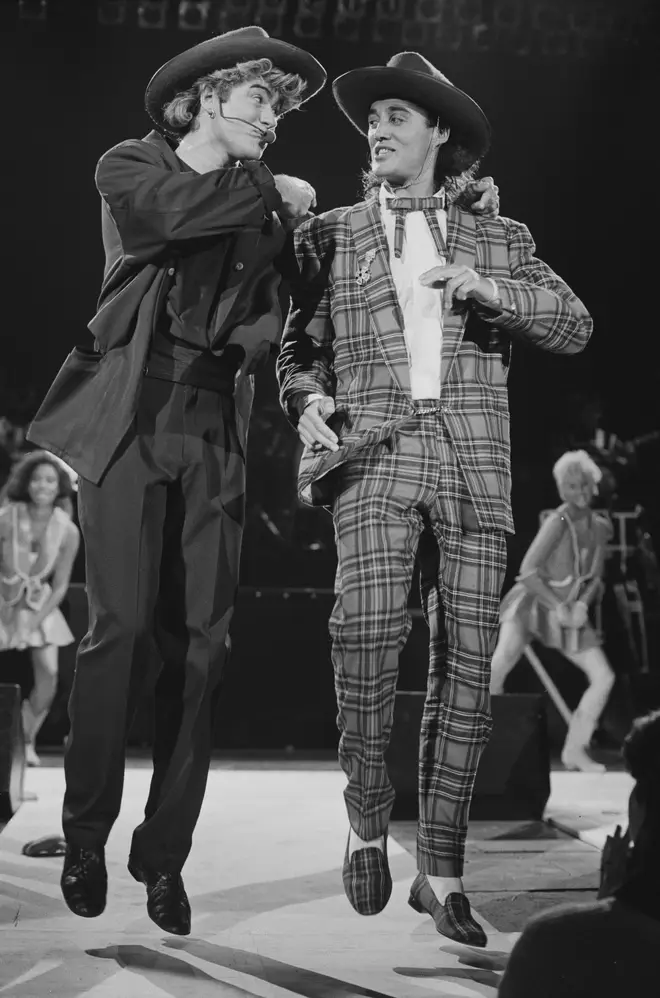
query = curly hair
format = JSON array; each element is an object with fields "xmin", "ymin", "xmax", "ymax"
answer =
[
  {"xmin": 2, "ymin": 450, "xmax": 74, "ymax": 514},
  {"xmin": 360, "ymin": 109, "xmax": 483, "ymax": 202},
  {"xmin": 162, "ymin": 58, "xmax": 307, "ymax": 137},
  {"xmin": 552, "ymin": 450, "xmax": 603, "ymax": 489}
]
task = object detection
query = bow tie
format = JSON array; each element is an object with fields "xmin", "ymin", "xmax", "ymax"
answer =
[{"xmin": 385, "ymin": 195, "xmax": 447, "ymax": 259}]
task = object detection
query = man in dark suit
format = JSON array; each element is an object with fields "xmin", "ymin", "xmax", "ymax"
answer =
[{"xmin": 27, "ymin": 26, "xmax": 326, "ymax": 935}]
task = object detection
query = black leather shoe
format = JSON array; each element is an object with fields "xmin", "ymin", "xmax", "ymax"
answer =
[
  {"xmin": 128, "ymin": 857, "xmax": 191, "ymax": 935},
  {"xmin": 61, "ymin": 844, "xmax": 107, "ymax": 918}
]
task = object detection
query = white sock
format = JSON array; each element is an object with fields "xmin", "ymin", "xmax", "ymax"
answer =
[
  {"xmin": 348, "ymin": 827, "xmax": 384, "ymax": 858},
  {"xmin": 425, "ymin": 874, "xmax": 463, "ymax": 904}
]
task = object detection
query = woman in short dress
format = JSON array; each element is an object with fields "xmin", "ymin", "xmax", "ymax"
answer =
[
  {"xmin": 490, "ymin": 450, "xmax": 615, "ymax": 772},
  {"xmin": 0, "ymin": 451, "xmax": 80, "ymax": 765}
]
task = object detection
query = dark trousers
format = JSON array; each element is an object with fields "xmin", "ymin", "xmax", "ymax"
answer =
[{"xmin": 62, "ymin": 376, "xmax": 245, "ymax": 872}]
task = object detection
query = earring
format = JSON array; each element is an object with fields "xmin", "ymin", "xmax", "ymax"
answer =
[{"xmin": 207, "ymin": 108, "xmax": 215, "ymax": 119}]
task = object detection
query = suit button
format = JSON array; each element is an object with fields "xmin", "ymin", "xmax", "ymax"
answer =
[
  {"xmin": 234, "ymin": 262, "xmax": 244, "ymax": 271},
  {"xmin": 167, "ymin": 267, "xmax": 175, "ymax": 276}
]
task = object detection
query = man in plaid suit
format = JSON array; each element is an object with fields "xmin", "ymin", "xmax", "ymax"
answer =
[{"xmin": 277, "ymin": 51, "xmax": 592, "ymax": 946}]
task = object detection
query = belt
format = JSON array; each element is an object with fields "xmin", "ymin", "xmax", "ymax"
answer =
[
  {"xmin": 412, "ymin": 398, "xmax": 443, "ymax": 414},
  {"xmin": 144, "ymin": 346, "xmax": 238, "ymax": 394}
]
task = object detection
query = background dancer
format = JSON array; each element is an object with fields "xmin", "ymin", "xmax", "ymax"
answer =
[
  {"xmin": 490, "ymin": 450, "xmax": 615, "ymax": 772},
  {"xmin": 0, "ymin": 451, "xmax": 79, "ymax": 767}
]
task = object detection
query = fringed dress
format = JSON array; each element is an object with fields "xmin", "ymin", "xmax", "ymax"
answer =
[
  {"xmin": 0, "ymin": 502, "xmax": 75, "ymax": 649},
  {"xmin": 500, "ymin": 506, "xmax": 612, "ymax": 655}
]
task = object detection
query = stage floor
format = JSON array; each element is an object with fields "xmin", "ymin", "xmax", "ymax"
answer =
[{"xmin": 0, "ymin": 758, "xmax": 633, "ymax": 997}]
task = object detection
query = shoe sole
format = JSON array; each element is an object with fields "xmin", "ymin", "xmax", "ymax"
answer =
[{"xmin": 61, "ymin": 893, "xmax": 105, "ymax": 918}]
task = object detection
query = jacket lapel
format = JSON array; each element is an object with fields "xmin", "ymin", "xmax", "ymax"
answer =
[
  {"xmin": 349, "ymin": 198, "xmax": 411, "ymax": 399},
  {"xmin": 441, "ymin": 205, "xmax": 477, "ymax": 385}
]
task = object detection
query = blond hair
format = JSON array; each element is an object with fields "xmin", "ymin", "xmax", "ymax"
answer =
[
  {"xmin": 162, "ymin": 58, "xmax": 307, "ymax": 136},
  {"xmin": 552, "ymin": 450, "xmax": 602, "ymax": 489}
]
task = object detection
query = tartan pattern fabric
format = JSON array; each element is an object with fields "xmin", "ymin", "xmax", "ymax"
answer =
[
  {"xmin": 342, "ymin": 833, "xmax": 393, "ymax": 916},
  {"xmin": 277, "ymin": 196, "xmax": 592, "ymax": 531},
  {"xmin": 408, "ymin": 873, "xmax": 487, "ymax": 947},
  {"xmin": 276, "ymin": 192, "xmax": 591, "ymax": 879},
  {"xmin": 330, "ymin": 416, "xmax": 506, "ymax": 877},
  {"xmin": 386, "ymin": 196, "xmax": 447, "ymax": 258}
]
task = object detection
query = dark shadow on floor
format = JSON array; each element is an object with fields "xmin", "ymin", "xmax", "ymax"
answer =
[
  {"xmin": 88, "ymin": 944, "xmax": 257, "ymax": 997},
  {"xmin": 190, "ymin": 850, "xmax": 416, "ymax": 924},
  {"xmin": 394, "ymin": 965, "xmax": 502, "ymax": 990},
  {"xmin": 164, "ymin": 938, "xmax": 398, "ymax": 998}
]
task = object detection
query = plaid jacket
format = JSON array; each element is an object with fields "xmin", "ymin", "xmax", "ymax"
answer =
[{"xmin": 277, "ymin": 196, "xmax": 592, "ymax": 532}]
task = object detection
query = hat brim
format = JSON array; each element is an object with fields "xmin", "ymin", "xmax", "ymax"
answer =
[
  {"xmin": 145, "ymin": 35, "xmax": 326, "ymax": 130},
  {"xmin": 332, "ymin": 67, "xmax": 490, "ymax": 163}
]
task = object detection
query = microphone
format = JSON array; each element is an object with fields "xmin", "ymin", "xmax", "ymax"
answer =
[{"xmin": 220, "ymin": 114, "xmax": 276, "ymax": 145}]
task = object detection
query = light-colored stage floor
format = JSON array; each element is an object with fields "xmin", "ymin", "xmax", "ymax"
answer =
[{"xmin": 0, "ymin": 760, "xmax": 633, "ymax": 997}]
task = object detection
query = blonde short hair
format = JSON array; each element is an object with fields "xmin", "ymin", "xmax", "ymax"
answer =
[
  {"xmin": 162, "ymin": 58, "xmax": 307, "ymax": 136},
  {"xmin": 552, "ymin": 450, "xmax": 603, "ymax": 489}
]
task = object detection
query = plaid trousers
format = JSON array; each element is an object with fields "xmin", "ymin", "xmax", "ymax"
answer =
[{"xmin": 330, "ymin": 412, "xmax": 507, "ymax": 877}]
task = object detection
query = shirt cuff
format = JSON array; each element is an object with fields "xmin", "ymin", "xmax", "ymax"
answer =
[
  {"xmin": 474, "ymin": 281, "xmax": 529, "ymax": 330},
  {"xmin": 291, "ymin": 391, "xmax": 326, "ymax": 417}
]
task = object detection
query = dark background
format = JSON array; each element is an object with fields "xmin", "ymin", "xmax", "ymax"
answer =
[{"xmin": 1, "ymin": 0, "xmax": 659, "ymax": 749}]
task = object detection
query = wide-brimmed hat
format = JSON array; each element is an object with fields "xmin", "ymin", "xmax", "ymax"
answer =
[
  {"xmin": 145, "ymin": 25, "xmax": 327, "ymax": 131},
  {"xmin": 332, "ymin": 51, "xmax": 490, "ymax": 165}
]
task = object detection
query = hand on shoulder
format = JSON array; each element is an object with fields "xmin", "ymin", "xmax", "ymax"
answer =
[{"xmin": 274, "ymin": 175, "xmax": 317, "ymax": 220}]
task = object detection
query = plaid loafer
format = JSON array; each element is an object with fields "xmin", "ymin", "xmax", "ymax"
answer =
[
  {"xmin": 342, "ymin": 831, "xmax": 392, "ymax": 916},
  {"xmin": 408, "ymin": 873, "xmax": 487, "ymax": 947}
]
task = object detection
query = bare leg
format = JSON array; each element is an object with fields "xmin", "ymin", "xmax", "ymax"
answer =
[
  {"xmin": 561, "ymin": 647, "xmax": 615, "ymax": 773},
  {"xmin": 23, "ymin": 645, "xmax": 59, "ymax": 766},
  {"xmin": 489, "ymin": 620, "xmax": 529, "ymax": 695}
]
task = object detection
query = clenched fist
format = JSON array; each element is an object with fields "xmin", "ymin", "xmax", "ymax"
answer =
[{"xmin": 274, "ymin": 174, "xmax": 317, "ymax": 220}]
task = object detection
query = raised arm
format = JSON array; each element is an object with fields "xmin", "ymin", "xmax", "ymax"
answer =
[
  {"xmin": 479, "ymin": 218, "xmax": 593, "ymax": 354},
  {"xmin": 96, "ymin": 140, "xmax": 283, "ymax": 265},
  {"xmin": 276, "ymin": 217, "xmax": 336, "ymax": 425}
]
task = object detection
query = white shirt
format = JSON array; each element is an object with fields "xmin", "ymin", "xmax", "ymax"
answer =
[{"xmin": 379, "ymin": 184, "xmax": 447, "ymax": 400}]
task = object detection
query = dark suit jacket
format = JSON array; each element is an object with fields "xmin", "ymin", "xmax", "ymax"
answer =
[{"xmin": 28, "ymin": 130, "xmax": 288, "ymax": 484}]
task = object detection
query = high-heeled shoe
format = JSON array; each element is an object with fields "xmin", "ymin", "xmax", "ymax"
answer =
[{"xmin": 562, "ymin": 708, "xmax": 607, "ymax": 773}]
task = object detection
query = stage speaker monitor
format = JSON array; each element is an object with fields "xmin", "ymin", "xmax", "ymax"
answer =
[
  {"xmin": 386, "ymin": 692, "xmax": 551, "ymax": 822},
  {"xmin": 0, "ymin": 683, "xmax": 26, "ymax": 823}
]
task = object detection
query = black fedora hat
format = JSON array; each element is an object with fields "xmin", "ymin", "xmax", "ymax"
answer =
[
  {"xmin": 332, "ymin": 51, "xmax": 490, "ymax": 165},
  {"xmin": 145, "ymin": 25, "xmax": 327, "ymax": 131}
]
